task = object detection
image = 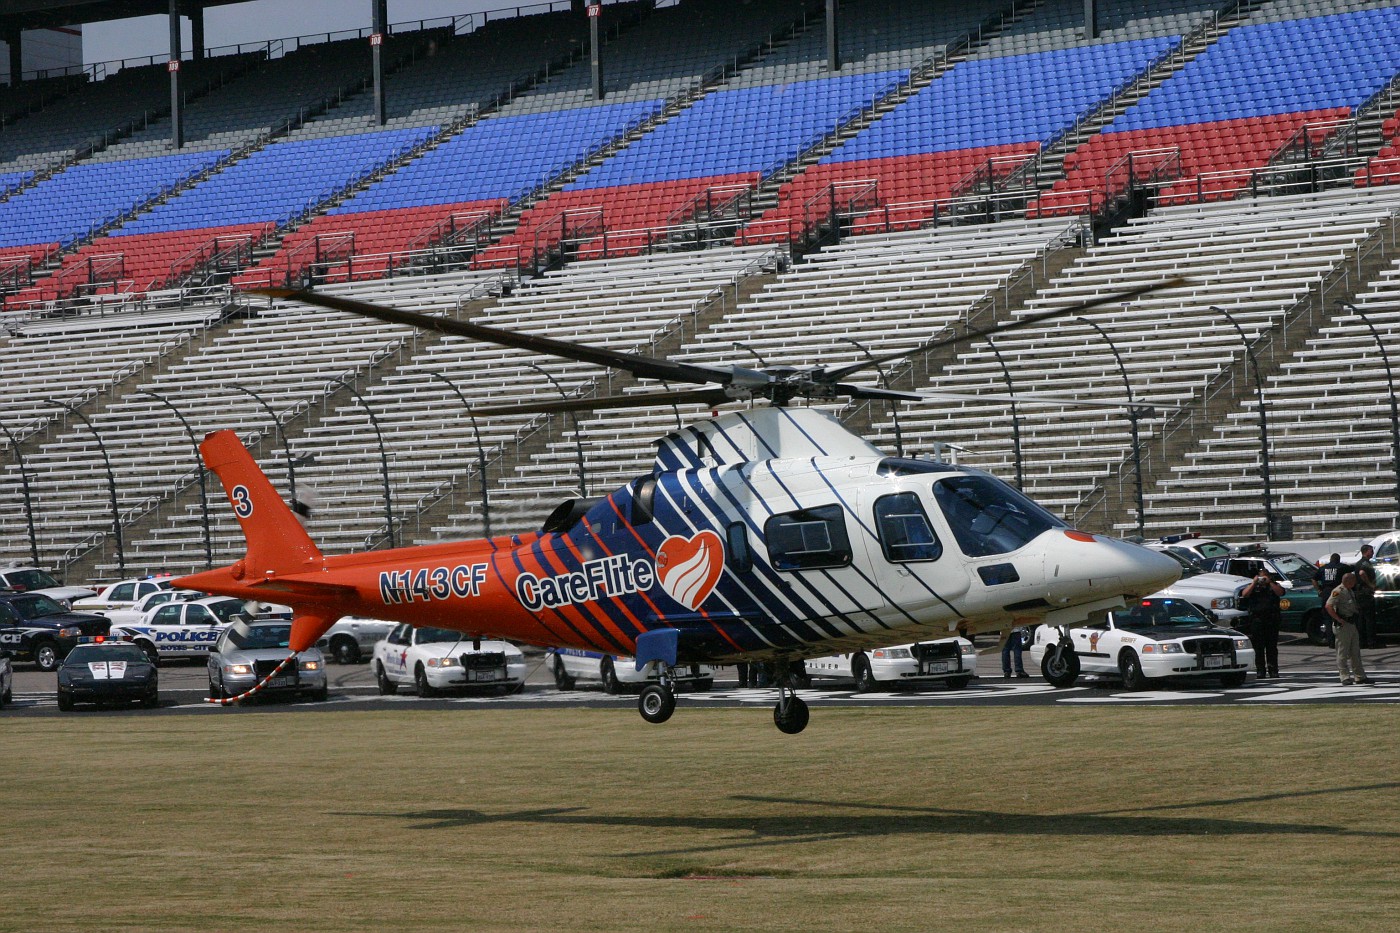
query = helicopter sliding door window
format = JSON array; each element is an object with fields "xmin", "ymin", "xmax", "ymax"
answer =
[
  {"xmin": 764, "ymin": 505, "xmax": 852, "ymax": 571},
  {"xmin": 873, "ymin": 493, "xmax": 942, "ymax": 562},
  {"xmin": 725, "ymin": 521, "xmax": 753, "ymax": 572}
]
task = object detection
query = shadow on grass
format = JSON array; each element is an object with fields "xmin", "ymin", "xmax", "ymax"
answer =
[{"xmin": 338, "ymin": 782, "xmax": 1400, "ymax": 857}]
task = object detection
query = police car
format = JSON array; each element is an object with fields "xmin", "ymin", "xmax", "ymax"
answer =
[
  {"xmin": 56, "ymin": 638, "xmax": 159, "ymax": 711},
  {"xmin": 545, "ymin": 648, "xmax": 714, "ymax": 693},
  {"xmin": 109, "ymin": 596, "xmax": 253, "ymax": 664},
  {"xmin": 315, "ymin": 615, "xmax": 396, "ymax": 664},
  {"xmin": 1146, "ymin": 547, "xmax": 1250, "ymax": 628},
  {"xmin": 0, "ymin": 564, "xmax": 97, "ymax": 607},
  {"xmin": 1028, "ymin": 596, "xmax": 1254, "ymax": 690},
  {"xmin": 1152, "ymin": 533, "xmax": 1234, "ymax": 568},
  {"xmin": 805, "ymin": 637, "xmax": 977, "ymax": 691},
  {"xmin": 207, "ymin": 618, "xmax": 328, "ymax": 702},
  {"xmin": 373, "ymin": 624, "xmax": 528, "ymax": 696},
  {"xmin": 0, "ymin": 591, "xmax": 111, "ymax": 671},
  {"xmin": 93, "ymin": 588, "xmax": 203, "ymax": 629},
  {"xmin": 70, "ymin": 575, "xmax": 174, "ymax": 616}
]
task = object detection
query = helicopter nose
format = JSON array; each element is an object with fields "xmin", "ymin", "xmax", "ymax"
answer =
[{"xmin": 1093, "ymin": 535, "xmax": 1182, "ymax": 597}]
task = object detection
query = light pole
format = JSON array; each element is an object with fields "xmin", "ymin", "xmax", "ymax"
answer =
[
  {"xmin": 1211, "ymin": 306, "xmax": 1274, "ymax": 537},
  {"xmin": 1343, "ymin": 301, "xmax": 1400, "ymax": 521},
  {"xmin": 838, "ymin": 335, "xmax": 904, "ymax": 457},
  {"xmin": 0, "ymin": 417, "xmax": 40, "ymax": 567},
  {"xmin": 428, "ymin": 371, "xmax": 493, "ymax": 539},
  {"xmin": 1077, "ymin": 319, "xmax": 1144, "ymax": 537},
  {"xmin": 524, "ymin": 361, "xmax": 587, "ymax": 497},
  {"xmin": 985, "ymin": 336, "xmax": 1023, "ymax": 489},
  {"xmin": 232, "ymin": 385, "xmax": 299, "ymax": 507},
  {"xmin": 343, "ymin": 383, "xmax": 396, "ymax": 549},
  {"xmin": 140, "ymin": 390, "xmax": 212, "ymax": 569},
  {"xmin": 44, "ymin": 398, "xmax": 124, "ymax": 575}
]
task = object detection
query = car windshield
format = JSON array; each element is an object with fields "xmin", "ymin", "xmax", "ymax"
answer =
[
  {"xmin": 1114, "ymin": 599, "xmax": 1213, "ymax": 629},
  {"xmin": 12, "ymin": 594, "xmax": 66, "ymax": 619},
  {"xmin": 66, "ymin": 645, "xmax": 147, "ymax": 664},
  {"xmin": 227, "ymin": 624, "xmax": 292, "ymax": 650},
  {"xmin": 1268, "ymin": 554, "xmax": 1317, "ymax": 588},
  {"xmin": 933, "ymin": 474, "xmax": 1065, "ymax": 558},
  {"xmin": 3, "ymin": 569, "xmax": 60, "ymax": 591},
  {"xmin": 416, "ymin": 627, "xmax": 464, "ymax": 645},
  {"xmin": 1158, "ymin": 549, "xmax": 1202, "ymax": 577},
  {"xmin": 206, "ymin": 600, "xmax": 249, "ymax": 624}
]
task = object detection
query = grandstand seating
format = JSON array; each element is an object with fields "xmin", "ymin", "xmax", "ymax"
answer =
[
  {"xmin": 869, "ymin": 186, "xmax": 1400, "ymax": 524},
  {"xmin": 1036, "ymin": 5, "xmax": 1400, "ymax": 213}
]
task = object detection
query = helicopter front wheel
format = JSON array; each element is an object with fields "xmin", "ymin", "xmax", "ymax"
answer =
[
  {"xmin": 1041, "ymin": 632, "xmax": 1081, "ymax": 688},
  {"xmin": 638, "ymin": 683, "xmax": 676, "ymax": 724}
]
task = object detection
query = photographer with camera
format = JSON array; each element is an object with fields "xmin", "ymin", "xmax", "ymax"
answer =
[{"xmin": 1240, "ymin": 569, "xmax": 1284, "ymax": 680}]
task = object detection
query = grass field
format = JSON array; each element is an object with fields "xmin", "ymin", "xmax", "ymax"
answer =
[{"xmin": 4, "ymin": 705, "xmax": 1399, "ymax": 932}]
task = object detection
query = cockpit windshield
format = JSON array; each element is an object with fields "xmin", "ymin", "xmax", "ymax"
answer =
[{"xmin": 933, "ymin": 474, "xmax": 1065, "ymax": 558}]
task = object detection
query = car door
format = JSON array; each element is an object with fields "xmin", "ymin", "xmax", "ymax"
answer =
[
  {"xmin": 184, "ymin": 605, "xmax": 224, "ymax": 655},
  {"xmin": 146, "ymin": 604, "xmax": 184, "ymax": 656},
  {"xmin": 384, "ymin": 625, "xmax": 412, "ymax": 683},
  {"xmin": 0, "ymin": 602, "xmax": 23, "ymax": 653},
  {"xmin": 1072, "ymin": 615, "xmax": 1114, "ymax": 673}
]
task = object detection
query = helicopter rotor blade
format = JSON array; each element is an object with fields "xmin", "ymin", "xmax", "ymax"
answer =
[
  {"xmin": 248, "ymin": 288, "xmax": 732, "ymax": 387},
  {"xmin": 824, "ymin": 277, "xmax": 1186, "ymax": 382},
  {"xmin": 470, "ymin": 387, "xmax": 733, "ymax": 418}
]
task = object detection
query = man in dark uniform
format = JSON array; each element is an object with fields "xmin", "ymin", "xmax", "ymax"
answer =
[
  {"xmin": 1354, "ymin": 544, "xmax": 1379, "ymax": 649},
  {"xmin": 1240, "ymin": 569, "xmax": 1284, "ymax": 679},
  {"xmin": 1314, "ymin": 553, "xmax": 1350, "ymax": 647}
]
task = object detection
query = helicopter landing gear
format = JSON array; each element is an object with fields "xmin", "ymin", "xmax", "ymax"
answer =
[
  {"xmin": 1041, "ymin": 626, "xmax": 1080, "ymax": 688},
  {"xmin": 638, "ymin": 664, "xmax": 676, "ymax": 724},
  {"xmin": 773, "ymin": 669, "xmax": 810, "ymax": 735}
]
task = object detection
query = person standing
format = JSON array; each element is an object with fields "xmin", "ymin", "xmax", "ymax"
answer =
[
  {"xmin": 1240, "ymin": 570, "xmax": 1284, "ymax": 679},
  {"xmin": 1326, "ymin": 572, "xmax": 1373, "ymax": 686},
  {"xmin": 1314, "ymin": 553, "xmax": 1349, "ymax": 647},
  {"xmin": 1001, "ymin": 628, "xmax": 1028, "ymax": 679},
  {"xmin": 1354, "ymin": 544, "xmax": 1379, "ymax": 649}
]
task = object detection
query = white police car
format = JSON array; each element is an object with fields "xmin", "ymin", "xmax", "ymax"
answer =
[
  {"xmin": 373, "ymin": 624, "xmax": 527, "ymax": 696},
  {"xmin": 316, "ymin": 615, "xmax": 396, "ymax": 664},
  {"xmin": 87, "ymin": 587, "xmax": 201, "ymax": 629},
  {"xmin": 109, "ymin": 596, "xmax": 252, "ymax": 664},
  {"xmin": 70, "ymin": 575, "xmax": 174, "ymax": 615},
  {"xmin": 545, "ymin": 648, "xmax": 714, "ymax": 693},
  {"xmin": 1028, "ymin": 596, "xmax": 1254, "ymax": 690},
  {"xmin": 805, "ymin": 637, "xmax": 977, "ymax": 691}
]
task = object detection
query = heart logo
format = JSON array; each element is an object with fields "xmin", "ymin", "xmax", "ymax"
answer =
[{"xmin": 656, "ymin": 531, "xmax": 725, "ymax": 611}]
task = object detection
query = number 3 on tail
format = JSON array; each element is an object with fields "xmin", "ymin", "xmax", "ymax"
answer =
[{"xmin": 231, "ymin": 484, "xmax": 254, "ymax": 518}]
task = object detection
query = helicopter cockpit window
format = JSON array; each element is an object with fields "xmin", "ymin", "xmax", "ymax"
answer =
[
  {"xmin": 873, "ymin": 493, "xmax": 942, "ymax": 563},
  {"xmin": 765, "ymin": 505, "xmax": 852, "ymax": 571},
  {"xmin": 933, "ymin": 474, "xmax": 1065, "ymax": 558}
]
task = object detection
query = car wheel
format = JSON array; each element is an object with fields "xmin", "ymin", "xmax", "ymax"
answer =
[
  {"xmin": 946, "ymin": 676, "xmax": 971, "ymax": 690},
  {"xmin": 56, "ymin": 689, "xmax": 74, "ymax": 712},
  {"xmin": 600, "ymin": 657, "xmax": 621, "ymax": 695},
  {"xmin": 638, "ymin": 684, "xmax": 675, "ymax": 724},
  {"xmin": 551, "ymin": 656, "xmax": 575, "ymax": 691},
  {"xmin": 208, "ymin": 678, "xmax": 222, "ymax": 700},
  {"xmin": 852, "ymin": 654, "xmax": 877, "ymax": 693},
  {"xmin": 1041, "ymin": 646, "xmax": 1080, "ymax": 688},
  {"xmin": 34, "ymin": 641, "xmax": 59, "ymax": 673},
  {"xmin": 415, "ymin": 665, "xmax": 437, "ymax": 698},
  {"xmin": 330, "ymin": 636, "xmax": 360, "ymax": 665},
  {"xmin": 375, "ymin": 662, "xmax": 397, "ymax": 696},
  {"xmin": 138, "ymin": 641, "xmax": 158, "ymax": 666},
  {"xmin": 141, "ymin": 688, "xmax": 158, "ymax": 709},
  {"xmin": 311, "ymin": 685, "xmax": 329, "ymax": 702},
  {"xmin": 1307, "ymin": 613, "xmax": 1331, "ymax": 647},
  {"xmin": 1220, "ymin": 671, "xmax": 1247, "ymax": 688},
  {"xmin": 1119, "ymin": 650, "xmax": 1148, "ymax": 691}
]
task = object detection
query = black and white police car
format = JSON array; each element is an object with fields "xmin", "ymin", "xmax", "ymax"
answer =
[
  {"xmin": 1029, "ymin": 596, "xmax": 1254, "ymax": 690},
  {"xmin": 109, "ymin": 595, "xmax": 253, "ymax": 664},
  {"xmin": 56, "ymin": 638, "xmax": 159, "ymax": 711},
  {"xmin": 0, "ymin": 591, "xmax": 111, "ymax": 671}
]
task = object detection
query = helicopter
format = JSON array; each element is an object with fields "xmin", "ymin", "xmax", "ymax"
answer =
[{"xmin": 176, "ymin": 280, "xmax": 1183, "ymax": 733}]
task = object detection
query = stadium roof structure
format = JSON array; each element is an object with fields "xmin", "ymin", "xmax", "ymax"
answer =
[{"xmin": 1, "ymin": 1, "xmax": 253, "ymax": 34}]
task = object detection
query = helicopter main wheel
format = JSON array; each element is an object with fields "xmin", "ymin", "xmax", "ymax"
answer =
[
  {"xmin": 1041, "ymin": 643, "xmax": 1080, "ymax": 688},
  {"xmin": 774, "ymin": 693, "xmax": 809, "ymax": 734},
  {"xmin": 638, "ymin": 684, "xmax": 675, "ymax": 724}
]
